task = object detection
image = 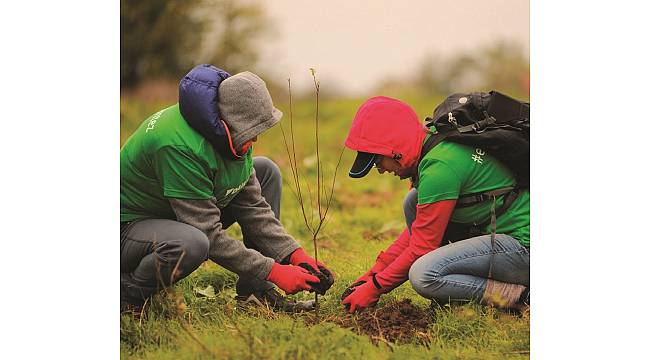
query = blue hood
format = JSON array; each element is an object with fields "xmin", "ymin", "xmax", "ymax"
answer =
[{"xmin": 179, "ymin": 64, "xmax": 239, "ymax": 159}]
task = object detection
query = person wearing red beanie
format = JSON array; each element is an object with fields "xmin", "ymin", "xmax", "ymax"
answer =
[{"xmin": 342, "ymin": 96, "xmax": 529, "ymax": 313}]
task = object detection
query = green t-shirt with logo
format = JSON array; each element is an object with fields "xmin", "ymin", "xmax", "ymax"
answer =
[
  {"xmin": 416, "ymin": 137, "xmax": 530, "ymax": 247},
  {"xmin": 120, "ymin": 104, "xmax": 253, "ymax": 222}
]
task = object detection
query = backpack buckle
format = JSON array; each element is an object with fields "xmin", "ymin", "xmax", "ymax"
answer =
[
  {"xmin": 472, "ymin": 115, "xmax": 497, "ymax": 133},
  {"xmin": 448, "ymin": 112, "xmax": 458, "ymax": 126}
]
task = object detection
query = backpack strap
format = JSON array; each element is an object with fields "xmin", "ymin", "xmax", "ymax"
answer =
[
  {"xmin": 421, "ymin": 131, "xmax": 449, "ymax": 158},
  {"xmin": 481, "ymin": 187, "xmax": 520, "ymax": 280},
  {"xmin": 519, "ymin": 103, "xmax": 530, "ymax": 121},
  {"xmin": 411, "ymin": 131, "xmax": 449, "ymax": 187},
  {"xmin": 470, "ymin": 188, "xmax": 520, "ymax": 229},
  {"xmin": 456, "ymin": 187, "xmax": 516, "ymax": 208}
]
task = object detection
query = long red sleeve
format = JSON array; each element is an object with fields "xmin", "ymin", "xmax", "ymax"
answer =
[
  {"xmin": 374, "ymin": 199, "xmax": 456, "ymax": 292},
  {"xmin": 355, "ymin": 229, "xmax": 411, "ymax": 282},
  {"xmin": 373, "ymin": 228, "xmax": 411, "ymax": 268}
]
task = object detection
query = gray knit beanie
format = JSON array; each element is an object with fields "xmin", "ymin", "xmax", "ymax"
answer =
[{"xmin": 217, "ymin": 71, "xmax": 283, "ymax": 150}]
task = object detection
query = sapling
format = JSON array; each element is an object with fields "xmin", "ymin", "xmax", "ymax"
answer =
[{"xmin": 279, "ymin": 69, "xmax": 344, "ymax": 313}]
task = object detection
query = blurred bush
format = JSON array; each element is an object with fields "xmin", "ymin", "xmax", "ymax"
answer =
[
  {"xmin": 121, "ymin": 1, "xmax": 528, "ymax": 103},
  {"xmin": 376, "ymin": 41, "xmax": 529, "ymax": 100},
  {"xmin": 121, "ymin": 0, "xmax": 271, "ymax": 89}
]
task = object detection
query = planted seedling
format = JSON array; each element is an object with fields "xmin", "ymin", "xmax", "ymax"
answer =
[{"xmin": 279, "ymin": 69, "xmax": 344, "ymax": 314}]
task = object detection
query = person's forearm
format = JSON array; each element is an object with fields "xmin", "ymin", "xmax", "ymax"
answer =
[
  {"xmin": 169, "ymin": 197, "xmax": 275, "ymax": 280},
  {"xmin": 375, "ymin": 200, "xmax": 456, "ymax": 291},
  {"xmin": 226, "ymin": 169, "xmax": 300, "ymax": 262}
]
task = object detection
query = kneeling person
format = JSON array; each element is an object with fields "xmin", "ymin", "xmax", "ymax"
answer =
[
  {"xmin": 341, "ymin": 96, "xmax": 529, "ymax": 313},
  {"xmin": 120, "ymin": 65, "xmax": 333, "ymax": 314}
]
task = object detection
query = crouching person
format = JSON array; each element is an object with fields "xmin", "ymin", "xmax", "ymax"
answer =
[
  {"xmin": 120, "ymin": 65, "xmax": 333, "ymax": 315},
  {"xmin": 341, "ymin": 96, "xmax": 529, "ymax": 313}
]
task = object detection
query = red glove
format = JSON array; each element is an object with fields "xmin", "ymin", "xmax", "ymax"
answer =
[
  {"xmin": 289, "ymin": 248, "xmax": 329, "ymax": 274},
  {"xmin": 266, "ymin": 263, "xmax": 320, "ymax": 295},
  {"xmin": 342, "ymin": 277, "xmax": 383, "ymax": 313}
]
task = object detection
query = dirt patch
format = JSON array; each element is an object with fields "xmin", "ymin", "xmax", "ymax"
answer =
[{"xmin": 309, "ymin": 299, "xmax": 434, "ymax": 345}]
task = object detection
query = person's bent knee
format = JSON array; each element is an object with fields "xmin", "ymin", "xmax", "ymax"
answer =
[
  {"xmin": 253, "ymin": 156, "xmax": 281, "ymax": 180},
  {"xmin": 179, "ymin": 227, "xmax": 209, "ymax": 269},
  {"xmin": 408, "ymin": 265, "xmax": 427, "ymax": 296},
  {"xmin": 253, "ymin": 156, "xmax": 282, "ymax": 219},
  {"xmin": 402, "ymin": 188, "xmax": 417, "ymax": 214},
  {"xmin": 409, "ymin": 274, "xmax": 448, "ymax": 303},
  {"xmin": 409, "ymin": 255, "xmax": 445, "ymax": 301},
  {"xmin": 409, "ymin": 255, "xmax": 443, "ymax": 298},
  {"xmin": 403, "ymin": 188, "xmax": 418, "ymax": 230}
]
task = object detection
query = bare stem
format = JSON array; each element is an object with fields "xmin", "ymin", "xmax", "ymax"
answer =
[
  {"xmin": 311, "ymin": 69, "xmax": 323, "ymax": 222},
  {"xmin": 280, "ymin": 78, "xmax": 313, "ymax": 235},
  {"xmin": 280, "ymin": 70, "xmax": 345, "ymax": 316},
  {"xmin": 316, "ymin": 147, "xmax": 345, "ymax": 235},
  {"xmin": 279, "ymin": 122, "xmax": 311, "ymax": 234}
]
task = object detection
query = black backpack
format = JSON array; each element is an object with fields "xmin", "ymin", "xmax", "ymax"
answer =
[
  {"xmin": 418, "ymin": 90, "xmax": 530, "ymax": 188},
  {"xmin": 414, "ymin": 91, "xmax": 530, "ymax": 254}
]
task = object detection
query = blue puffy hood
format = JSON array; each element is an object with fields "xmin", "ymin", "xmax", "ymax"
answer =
[{"xmin": 178, "ymin": 64, "xmax": 240, "ymax": 159}]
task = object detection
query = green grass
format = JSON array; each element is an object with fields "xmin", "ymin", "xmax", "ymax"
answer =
[{"xmin": 120, "ymin": 93, "xmax": 529, "ymax": 359}]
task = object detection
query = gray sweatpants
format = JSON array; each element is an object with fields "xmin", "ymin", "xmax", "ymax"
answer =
[{"xmin": 120, "ymin": 156, "xmax": 282, "ymax": 307}]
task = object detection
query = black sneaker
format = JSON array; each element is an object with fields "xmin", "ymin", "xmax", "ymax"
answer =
[{"xmin": 235, "ymin": 288, "xmax": 315, "ymax": 313}]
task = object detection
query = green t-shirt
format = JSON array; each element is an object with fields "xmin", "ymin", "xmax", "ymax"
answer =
[
  {"xmin": 120, "ymin": 104, "xmax": 253, "ymax": 222},
  {"xmin": 416, "ymin": 137, "xmax": 530, "ymax": 247}
]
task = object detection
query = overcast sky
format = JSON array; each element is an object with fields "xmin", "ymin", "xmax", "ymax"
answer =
[{"xmin": 257, "ymin": 0, "xmax": 529, "ymax": 95}]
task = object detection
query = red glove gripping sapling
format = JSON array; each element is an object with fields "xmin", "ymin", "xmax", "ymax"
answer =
[{"xmin": 266, "ymin": 263, "xmax": 320, "ymax": 295}]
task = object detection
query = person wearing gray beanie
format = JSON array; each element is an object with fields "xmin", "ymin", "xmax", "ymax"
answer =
[
  {"xmin": 218, "ymin": 71, "xmax": 283, "ymax": 153},
  {"xmin": 120, "ymin": 65, "xmax": 334, "ymax": 317}
]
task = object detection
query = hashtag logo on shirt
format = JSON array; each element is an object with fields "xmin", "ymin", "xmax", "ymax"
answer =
[{"xmin": 472, "ymin": 148, "xmax": 485, "ymax": 164}]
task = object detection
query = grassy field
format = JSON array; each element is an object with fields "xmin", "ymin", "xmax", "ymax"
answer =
[{"xmin": 120, "ymin": 92, "xmax": 530, "ymax": 359}]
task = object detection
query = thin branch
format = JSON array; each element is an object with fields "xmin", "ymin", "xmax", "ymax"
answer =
[
  {"xmin": 303, "ymin": 174, "xmax": 315, "ymax": 230},
  {"xmin": 316, "ymin": 147, "xmax": 345, "ymax": 235},
  {"xmin": 280, "ymin": 70, "xmax": 345, "ymax": 314},
  {"xmin": 324, "ymin": 147, "xmax": 345, "ymax": 217},
  {"xmin": 280, "ymin": 78, "xmax": 314, "ymax": 235},
  {"xmin": 311, "ymin": 69, "xmax": 323, "ymax": 222},
  {"xmin": 279, "ymin": 122, "xmax": 311, "ymax": 233},
  {"xmin": 279, "ymin": 167, "xmax": 299, "ymax": 202},
  {"xmin": 287, "ymin": 79, "xmax": 308, "ymax": 226}
]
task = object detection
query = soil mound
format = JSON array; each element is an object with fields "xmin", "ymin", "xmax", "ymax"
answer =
[{"xmin": 330, "ymin": 299, "xmax": 434, "ymax": 345}]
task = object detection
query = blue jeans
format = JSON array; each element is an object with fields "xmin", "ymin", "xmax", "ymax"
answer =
[{"xmin": 402, "ymin": 189, "xmax": 530, "ymax": 305}]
